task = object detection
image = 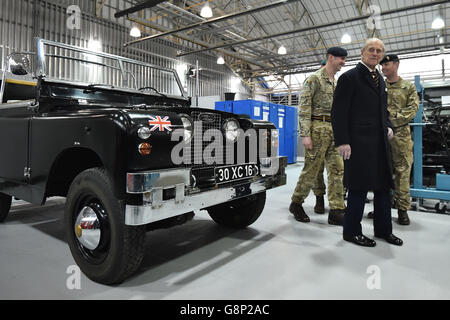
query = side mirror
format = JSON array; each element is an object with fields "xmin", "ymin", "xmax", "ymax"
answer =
[{"xmin": 9, "ymin": 53, "xmax": 31, "ymax": 76}]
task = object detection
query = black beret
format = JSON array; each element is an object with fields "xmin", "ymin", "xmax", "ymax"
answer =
[
  {"xmin": 326, "ymin": 47, "xmax": 348, "ymax": 57},
  {"xmin": 380, "ymin": 54, "xmax": 399, "ymax": 65}
]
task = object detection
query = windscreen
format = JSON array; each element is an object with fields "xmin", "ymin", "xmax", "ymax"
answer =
[{"xmin": 37, "ymin": 39, "xmax": 184, "ymax": 97}]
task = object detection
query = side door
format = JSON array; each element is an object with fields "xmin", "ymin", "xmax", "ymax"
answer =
[
  {"xmin": 0, "ymin": 103, "xmax": 32, "ymax": 183},
  {"xmin": 0, "ymin": 76, "xmax": 37, "ymax": 200}
]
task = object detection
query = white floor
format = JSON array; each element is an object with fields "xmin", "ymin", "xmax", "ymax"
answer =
[{"xmin": 1, "ymin": 163, "xmax": 450, "ymax": 300}]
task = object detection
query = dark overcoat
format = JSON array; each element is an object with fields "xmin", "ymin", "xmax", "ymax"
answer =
[{"xmin": 331, "ymin": 62, "xmax": 394, "ymax": 191}]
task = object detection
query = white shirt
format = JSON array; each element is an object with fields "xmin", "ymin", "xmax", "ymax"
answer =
[{"xmin": 360, "ymin": 60, "xmax": 376, "ymax": 73}]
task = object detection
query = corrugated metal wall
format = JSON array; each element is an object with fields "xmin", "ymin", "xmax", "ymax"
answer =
[{"xmin": 0, "ymin": 0, "xmax": 251, "ymax": 100}]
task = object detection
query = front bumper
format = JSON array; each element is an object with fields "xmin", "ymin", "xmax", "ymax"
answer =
[{"xmin": 125, "ymin": 156, "xmax": 287, "ymax": 226}]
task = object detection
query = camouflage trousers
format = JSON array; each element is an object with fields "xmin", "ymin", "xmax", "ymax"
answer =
[
  {"xmin": 390, "ymin": 126, "xmax": 413, "ymax": 211},
  {"xmin": 292, "ymin": 121, "xmax": 345, "ymax": 209},
  {"xmin": 312, "ymin": 162, "xmax": 326, "ymax": 197}
]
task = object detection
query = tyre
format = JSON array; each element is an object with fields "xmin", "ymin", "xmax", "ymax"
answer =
[
  {"xmin": 64, "ymin": 167, "xmax": 145, "ymax": 285},
  {"xmin": 0, "ymin": 192, "xmax": 12, "ymax": 223},
  {"xmin": 207, "ymin": 191, "xmax": 266, "ymax": 229}
]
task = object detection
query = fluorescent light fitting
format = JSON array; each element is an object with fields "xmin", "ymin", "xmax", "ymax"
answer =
[
  {"xmin": 432, "ymin": 17, "xmax": 445, "ymax": 30},
  {"xmin": 341, "ymin": 33, "xmax": 351, "ymax": 44},
  {"xmin": 200, "ymin": 4, "xmax": 213, "ymax": 18},
  {"xmin": 130, "ymin": 26, "xmax": 141, "ymax": 38},
  {"xmin": 217, "ymin": 56, "xmax": 225, "ymax": 64},
  {"xmin": 88, "ymin": 39, "xmax": 101, "ymax": 52},
  {"xmin": 278, "ymin": 45, "xmax": 287, "ymax": 55}
]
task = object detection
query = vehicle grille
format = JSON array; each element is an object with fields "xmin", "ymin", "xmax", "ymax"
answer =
[
  {"xmin": 187, "ymin": 111, "xmax": 223, "ymax": 187},
  {"xmin": 189, "ymin": 111, "xmax": 222, "ymax": 169}
]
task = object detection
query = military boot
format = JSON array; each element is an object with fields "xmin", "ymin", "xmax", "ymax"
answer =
[
  {"xmin": 398, "ymin": 209, "xmax": 410, "ymax": 225},
  {"xmin": 328, "ymin": 209, "xmax": 345, "ymax": 226},
  {"xmin": 289, "ymin": 202, "xmax": 310, "ymax": 223},
  {"xmin": 314, "ymin": 196, "xmax": 325, "ymax": 214}
]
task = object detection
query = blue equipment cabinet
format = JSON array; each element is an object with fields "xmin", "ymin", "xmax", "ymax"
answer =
[
  {"xmin": 277, "ymin": 105, "xmax": 286, "ymax": 158},
  {"xmin": 215, "ymin": 101, "xmax": 225, "ymax": 112},
  {"xmin": 232, "ymin": 100, "xmax": 263, "ymax": 120},
  {"xmin": 215, "ymin": 100, "xmax": 233, "ymax": 113},
  {"xmin": 284, "ymin": 106, "xmax": 298, "ymax": 164},
  {"xmin": 262, "ymin": 102, "xmax": 270, "ymax": 122},
  {"xmin": 268, "ymin": 103, "xmax": 280, "ymax": 155},
  {"xmin": 214, "ymin": 100, "xmax": 298, "ymax": 162}
]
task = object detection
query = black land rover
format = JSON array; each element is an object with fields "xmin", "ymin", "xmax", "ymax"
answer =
[{"xmin": 0, "ymin": 38, "xmax": 287, "ymax": 284}]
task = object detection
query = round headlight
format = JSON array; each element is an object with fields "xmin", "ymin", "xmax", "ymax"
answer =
[
  {"xmin": 137, "ymin": 126, "xmax": 152, "ymax": 140},
  {"xmin": 223, "ymin": 118, "xmax": 240, "ymax": 142},
  {"xmin": 180, "ymin": 114, "xmax": 194, "ymax": 142}
]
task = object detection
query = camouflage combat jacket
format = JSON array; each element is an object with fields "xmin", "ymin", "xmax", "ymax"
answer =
[
  {"xmin": 386, "ymin": 77, "xmax": 419, "ymax": 136},
  {"xmin": 298, "ymin": 67, "xmax": 335, "ymax": 136}
]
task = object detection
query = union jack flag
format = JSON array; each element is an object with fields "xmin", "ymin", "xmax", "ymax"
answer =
[{"xmin": 149, "ymin": 116, "xmax": 172, "ymax": 132}]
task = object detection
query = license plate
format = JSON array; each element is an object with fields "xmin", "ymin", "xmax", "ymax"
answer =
[{"xmin": 215, "ymin": 163, "xmax": 259, "ymax": 184}]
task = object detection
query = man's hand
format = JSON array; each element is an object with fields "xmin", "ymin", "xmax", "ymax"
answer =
[
  {"xmin": 387, "ymin": 127, "xmax": 394, "ymax": 141},
  {"xmin": 338, "ymin": 144, "xmax": 351, "ymax": 160},
  {"xmin": 303, "ymin": 136, "xmax": 313, "ymax": 150}
]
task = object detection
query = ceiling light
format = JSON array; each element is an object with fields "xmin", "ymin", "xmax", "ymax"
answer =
[
  {"xmin": 130, "ymin": 26, "xmax": 141, "ymax": 38},
  {"xmin": 200, "ymin": 3, "xmax": 213, "ymax": 18},
  {"xmin": 341, "ymin": 33, "xmax": 351, "ymax": 44},
  {"xmin": 88, "ymin": 39, "xmax": 101, "ymax": 52},
  {"xmin": 217, "ymin": 56, "xmax": 225, "ymax": 65},
  {"xmin": 278, "ymin": 45, "xmax": 287, "ymax": 55},
  {"xmin": 432, "ymin": 17, "xmax": 445, "ymax": 30}
]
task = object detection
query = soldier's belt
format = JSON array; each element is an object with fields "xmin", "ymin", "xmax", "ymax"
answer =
[
  {"xmin": 311, "ymin": 115, "xmax": 331, "ymax": 122},
  {"xmin": 393, "ymin": 123, "xmax": 409, "ymax": 129}
]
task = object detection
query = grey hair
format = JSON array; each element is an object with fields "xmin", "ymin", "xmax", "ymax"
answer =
[{"xmin": 362, "ymin": 38, "xmax": 385, "ymax": 52}]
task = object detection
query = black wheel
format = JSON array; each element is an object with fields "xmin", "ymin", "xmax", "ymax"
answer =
[
  {"xmin": 0, "ymin": 192, "xmax": 12, "ymax": 223},
  {"xmin": 64, "ymin": 167, "xmax": 145, "ymax": 285},
  {"xmin": 207, "ymin": 191, "xmax": 266, "ymax": 229}
]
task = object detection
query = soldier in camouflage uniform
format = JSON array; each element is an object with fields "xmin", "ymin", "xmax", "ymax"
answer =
[
  {"xmin": 379, "ymin": 54, "xmax": 419, "ymax": 225},
  {"xmin": 289, "ymin": 47, "xmax": 347, "ymax": 225},
  {"xmin": 312, "ymin": 59, "xmax": 329, "ymax": 215}
]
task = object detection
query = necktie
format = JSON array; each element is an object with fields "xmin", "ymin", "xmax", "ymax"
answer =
[{"xmin": 371, "ymin": 71, "xmax": 379, "ymax": 88}]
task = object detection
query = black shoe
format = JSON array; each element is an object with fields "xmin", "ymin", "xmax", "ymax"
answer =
[
  {"xmin": 398, "ymin": 209, "xmax": 410, "ymax": 225},
  {"xmin": 328, "ymin": 209, "xmax": 345, "ymax": 226},
  {"xmin": 314, "ymin": 196, "xmax": 325, "ymax": 214},
  {"xmin": 289, "ymin": 202, "xmax": 310, "ymax": 223},
  {"xmin": 343, "ymin": 234, "xmax": 376, "ymax": 247},
  {"xmin": 367, "ymin": 211, "xmax": 374, "ymax": 219},
  {"xmin": 374, "ymin": 233, "xmax": 403, "ymax": 246}
]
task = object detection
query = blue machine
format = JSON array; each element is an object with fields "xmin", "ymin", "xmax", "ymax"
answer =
[{"xmin": 410, "ymin": 75, "xmax": 450, "ymax": 201}]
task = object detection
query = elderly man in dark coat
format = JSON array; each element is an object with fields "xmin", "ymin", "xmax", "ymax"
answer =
[{"xmin": 331, "ymin": 38, "xmax": 403, "ymax": 247}]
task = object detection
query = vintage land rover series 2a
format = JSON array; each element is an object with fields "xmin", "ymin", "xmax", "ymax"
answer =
[{"xmin": 0, "ymin": 38, "xmax": 286, "ymax": 284}]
